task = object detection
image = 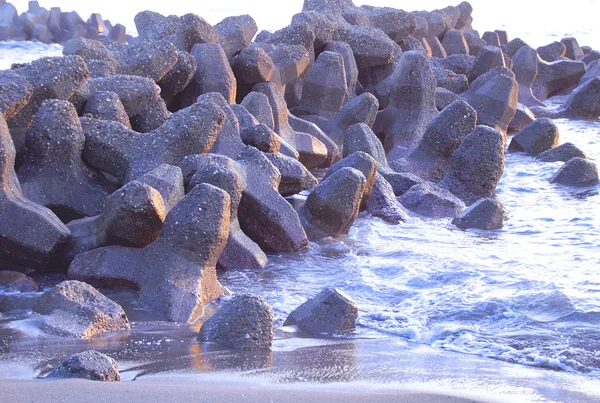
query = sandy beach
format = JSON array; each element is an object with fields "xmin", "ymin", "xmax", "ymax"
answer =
[{"xmin": 0, "ymin": 377, "xmax": 486, "ymax": 403}]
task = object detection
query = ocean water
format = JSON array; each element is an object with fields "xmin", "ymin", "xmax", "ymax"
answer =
[
  {"xmin": 1, "ymin": 0, "xmax": 600, "ymax": 397},
  {"xmin": 2, "ymin": 0, "xmax": 599, "ymax": 67},
  {"xmin": 4, "ymin": 0, "xmax": 600, "ymax": 41}
]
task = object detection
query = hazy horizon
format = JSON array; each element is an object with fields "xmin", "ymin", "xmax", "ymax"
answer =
[{"xmin": 6, "ymin": 0, "xmax": 600, "ymax": 47}]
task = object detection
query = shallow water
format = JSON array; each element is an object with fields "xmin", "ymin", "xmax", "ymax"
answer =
[
  {"xmin": 217, "ymin": 119, "xmax": 600, "ymax": 375},
  {"xmin": 1, "ymin": 0, "xmax": 600, "ymax": 395}
]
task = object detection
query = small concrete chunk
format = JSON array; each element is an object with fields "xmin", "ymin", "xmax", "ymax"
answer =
[
  {"xmin": 342, "ymin": 123, "xmax": 420, "ymax": 196},
  {"xmin": 550, "ymin": 158, "xmax": 599, "ymax": 186},
  {"xmin": 202, "ymin": 93, "xmax": 247, "ymax": 159},
  {"xmin": 130, "ymin": 98, "xmax": 169, "ymax": 133},
  {"xmin": 253, "ymin": 82, "xmax": 328, "ymax": 168},
  {"xmin": 0, "ymin": 1, "xmax": 26, "ymax": 40},
  {"xmin": 435, "ymin": 87, "xmax": 461, "ymax": 111},
  {"xmin": 332, "ymin": 25, "xmax": 398, "ymax": 70},
  {"xmin": 581, "ymin": 51, "xmax": 600, "ymax": 66},
  {"xmin": 136, "ymin": 164, "xmax": 185, "ymax": 213},
  {"xmin": 235, "ymin": 148, "xmax": 310, "ymax": 252},
  {"xmin": 452, "ymin": 198, "xmax": 505, "ymax": 230},
  {"xmin": 463, "ymin": 31, "xmax": 485, "ymax": 55},
  {"xmin": 505, "ymin": 37, "xmax": 528, "ymax": 57},
  {"xmin": 323, "ymin": 151, "xmax": 378, "ymax": 203},
  {"xmin": 509, "ymin": 118, "xmax": 559, "ymax": 154},
  {"xmin": 107, "ymin": 24, "xmax": 126, "ymax": 43},
  {"xmin": 241, "ymin": 124, "xmax": 281, "ymax": 153},
  {"xmin": 495, "ymin": 30, "xmax": 509, "ymax": 46},
  {"xmin": 77, "ymin": 75, "xmax": 161, "ymax": 118},
  {"xmin": 343, "ymin": 123, "xmax": 387, "ymax": 167},
  {"xmin": 327, "ymin": 92, "xmax": 379, "ymax": 149},
  {"xmin": 288, "ymin": 114, "xmax": 340, "ymax": 167},
  {"xmin": 34, "ymin": 280, "xmax": 130, "ymax": 338},
  {"xmin": 508, "ymin": 103, "xmax": 536, "ymax": 134},
  {"xmin": 265, "ymin": 153, "xmax": 317, "ymax": 197},
  {"xmin": 284, "ymin": 288, "xmax": 358, "ymax": 335},
  {"xmin": 232, "ymin": 47, "xmax": 274, "ymax": 90},
  {"xmin": 0, "ymin": 271, "xmax": 40, "ymax": 293},
  {"xmin": 181, "ymin": 148, "xmax": 309, "ymax": 254},
  {"xmin": 48, "ymin": 351, "xmax": 120, "ymax": 382},
  {"xmin": 134, "ymin": 11, "xmax": 217, "ymax": 53},
  {"xmin": 398, "ymin": 182, "xmax": 466, "ymax": 219},
  {"xmin": 231, "ymin": 104, "xmax": 261, "ymax": 131},
  {"xmin": 433, "ymin": 53, "xmax": 475, "ymax": 75},
  {"xmin": 536, "ymin": 143, "xmax": 587, "ymax": 163},
  {"xmin": 344, "ymin": 7, "xmax": 417, "ymax": 44},
  {"xmin": 198, "ymin": 294, "xmax": 273, "ymax": 350},
  {"xmin": 158, "ymin": 50, "xmax": 197, "ymax": 107},
  {"xmin": 433, "ymin": 66, "xmax": 469, "ymax": 94},
  {"xmin": 324, "ymin": 41, "xmax": 360, "ymax": 100},
  {"xmin": 0, "ymin": 293, "xmax": 40, "ymax": 313},
  {"xmin": 62, "ymin": 38, "xmax": 116, "ymax": 64},
  {"xmin": 241, "ymin": 92, "xmax": 275, "ymax": 130},
  {"xmin": 269, "ymin": 44, "xmax": 310, "ymax": 89},
  {"xmin": 442, "ymin": 29, "xmax": 469, "ymax": 55},
  {"xmin": 482, "ymin": 31, "xmax": 501, "ymax": 47}
]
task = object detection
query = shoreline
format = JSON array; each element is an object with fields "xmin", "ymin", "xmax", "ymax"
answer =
[
  {"xmin": 0, "ymin": 377, "xmax": 487, "ymax": 403},
  {"xmin": 2, "ymin": 337, "xmax": 600, "ymax": 401}
]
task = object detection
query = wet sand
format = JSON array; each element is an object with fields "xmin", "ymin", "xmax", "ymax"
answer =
[
  {"xmin": 0, "ymin": 377, "xmax": 484, "ymax": 403},
  {"xmin": 2, "ymin": 333, "xmax": 600, "ymax": 402}
]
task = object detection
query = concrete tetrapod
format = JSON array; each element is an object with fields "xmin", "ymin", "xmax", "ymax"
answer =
[
  {"xmin": 181, "ymin": 147, "xmax": 309, "ymax": 253},
  {"xmin": 69, "ymin": 184, "xmax": 230, "ymax": 323},
  {"xmin": 7, "ymin": 55, "xmax": 89, "ymax": 154},
  {"xmin": 18, "ymin": 100, "xmax": 117, "ymax": 222},
  {"xmin": 63, "ymin": 180, "xmax": 166, "ymax": 266},
  {"xmin": 375, "ymin": 51, "xmax": 437, "ymax": 152},
  {"xmin": 81, "ymin": 95, "xmax": 226, "ymax": 184},
  {"xmin": 0, "ymin": 113, "xmax": 71, "ymax": 272},
  {"xmin": 187, "ymin": 154, "xmax": 268, "ymax": 271}
]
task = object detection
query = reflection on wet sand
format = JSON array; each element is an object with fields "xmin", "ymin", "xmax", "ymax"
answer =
[{"xmin": 265, "ymin": 342, "xmax": 358, "ymax": 383}]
